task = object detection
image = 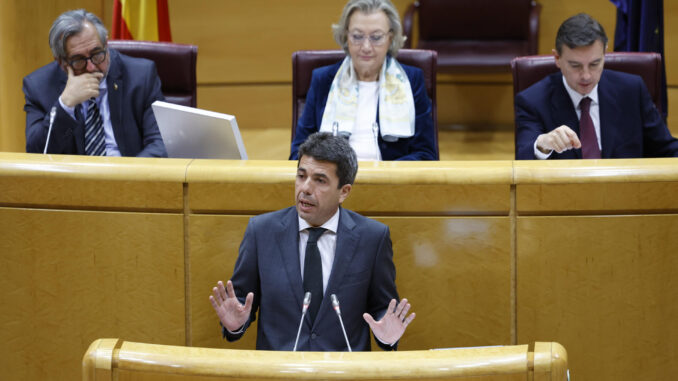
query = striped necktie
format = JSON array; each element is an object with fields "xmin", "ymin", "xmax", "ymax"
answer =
[{"xmin": 85, "ymin": 98, "xmax": 106, "ymax": 156}]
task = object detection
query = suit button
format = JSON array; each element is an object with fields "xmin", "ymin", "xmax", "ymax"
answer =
[{"xmin": 311, "ymin": 333, "xmax": 317, "ymax": 340}]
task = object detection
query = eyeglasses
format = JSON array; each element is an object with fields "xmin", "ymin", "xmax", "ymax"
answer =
[
  {"xmin": 68, "ymin": 49, "xmax": 107, "ymax": 71},
  {"xmin": 348, "ymin": 32, "xmax": 390, "ymax": 46}
]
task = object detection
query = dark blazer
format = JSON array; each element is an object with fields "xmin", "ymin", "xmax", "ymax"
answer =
[
  {"xmin": 290, "ymin": 60, "xmax": 436, "ymax": 161},
  {"xmin": 515, "ymin": 69, "xmax": 678, "ymax": 159},
  {"xmin": 225, "ymin": 206, "xmax": 399, "ymax": 351},
  {"xmin": 23, "ymin": 49, "xmax": 167, "ymax": 157}
]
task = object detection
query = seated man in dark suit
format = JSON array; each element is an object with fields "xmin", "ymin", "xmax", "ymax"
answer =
[
  {"xmin": 23, "ymin": 9, "xmax": 167, "ymax": 157},
  {"xmin": 515, "ymin": 13, "xmax": 678, "ymax": 159},
  {"xmin": 210, "ymin": 132, "xmax": 415, "ymax": 351}
]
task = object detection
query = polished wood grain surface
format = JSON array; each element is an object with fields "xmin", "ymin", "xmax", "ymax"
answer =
[
  {"xmin": 514, "ymin": 158, "xmax": 678, "ymax": 213},
  {"xmin": 188, "ymin": 214, "xmax": 258, "ymax": 350},
  {"xmin": 0, "ymin": 208, "xmax": 185, "ymax": 381},
  {"xmin": 517, "ymin": 215, "xmax": 678, "ymax": 381},
  {"xmin": 514, "ymin": 158, "xmax": 678, "ymax": 184},
  {"xmin": 0, "ymin": 153, "xmax": 189, "ymax": 211},
  {"xmin": 186, "ymin": 160, "xmax": 513, "ymax": 214},
  {"xmin": 83, "ymin": 338, "xmax": 568, "ymax": 381},
  {"xmin": 376, "ymin": 216, "xmax": 512, "ymax": 350}
]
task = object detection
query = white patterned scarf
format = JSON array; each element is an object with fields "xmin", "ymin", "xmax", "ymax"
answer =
[{"xmin": 319, "ymin": 56, "xmax": 415, "ymax": 142}]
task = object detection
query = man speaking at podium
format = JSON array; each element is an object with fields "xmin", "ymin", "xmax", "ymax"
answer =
[
  {"xmin": 210, "ymin": 132, "xmax": 415, "ymax": 351},
  {"xmin": 23, "ymin": 9, "xmax": 166, "ymax": 157}
]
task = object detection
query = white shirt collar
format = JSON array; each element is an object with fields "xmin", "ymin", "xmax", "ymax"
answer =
[
  {"xmin": 562, "ymin": 75, "xmax": 599, "ymax": 110},
  {"xmin": 298, "ymin": 208, "xmax": 340, "ymax": 234}
]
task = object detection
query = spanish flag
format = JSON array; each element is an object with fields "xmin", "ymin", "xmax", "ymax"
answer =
[{"xmin": 112, "ymin": 0, "xmax": 172, "ymax": 41}]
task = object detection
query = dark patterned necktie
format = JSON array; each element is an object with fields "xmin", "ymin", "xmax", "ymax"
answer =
[
  {"xmin": 303, "ymin": 227, "xmax": 326, "ymax": 322},
  {"xmin": 579, "ymin": 97, "xmax": 601, "ymax": 159},
  {"xmin": 85, "ymin": 98, "xmax": 106, "ymax": 156}
]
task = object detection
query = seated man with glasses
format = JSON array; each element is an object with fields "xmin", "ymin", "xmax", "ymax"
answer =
[
  {"xmin": 290, "ymin": 0, "xmax": 436, "ymax": 161},
  {"xmin": 23, "ymin": 9, "xmax": 167, "ymax": 157}
]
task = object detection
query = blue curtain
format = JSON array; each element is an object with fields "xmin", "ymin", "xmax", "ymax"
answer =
[{"xmin": 610, "ymin": 0, "xmax": 667, "ymax": 118}]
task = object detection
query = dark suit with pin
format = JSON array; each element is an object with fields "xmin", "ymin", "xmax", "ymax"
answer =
[
  {"xmin": 23, "ymin": 48, "xmax": 167, "ymax": 157},
  {"xmin": 224, "ymin": 206, "xmax": 399, "ymax": 351},
  {"xmin": 515, "ymin": 69, "xmax": 678, "ymax": 159}
]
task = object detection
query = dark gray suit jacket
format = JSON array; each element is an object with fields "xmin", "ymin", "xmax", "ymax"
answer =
[
  {"xmin": 23, "ymin": 49, "xmax": 167, "ymax": 157},
  {"xmin": 225, "ymin": 206, "xmax": 399, "ymax": 351}
]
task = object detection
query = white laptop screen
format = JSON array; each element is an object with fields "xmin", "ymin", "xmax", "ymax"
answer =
[{"xmin": 152, "ymin": 101, "xmax": 247, "ymax": 159}]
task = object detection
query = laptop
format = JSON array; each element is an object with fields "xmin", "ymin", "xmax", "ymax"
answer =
[{"xmin": 151, "ymin": 101, "xmax": 248, "ymax": 159}]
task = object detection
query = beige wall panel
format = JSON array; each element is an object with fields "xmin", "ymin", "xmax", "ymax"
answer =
[
  {"xmin": 0, "ymin": 207, "xmax": 185, "ymax": 381},
  {"xmin": 170, "ymin": 0, "xmax": 342, "ymax": 84},
  {"xmin": 537, "ymin": 1, "xmax": 617, "ymax": 55},
  {"xmin": 169, "ymin": 0, "xmax": 413, "ymax": 84},
  {"xmin": 437, "ymin": 83, "xmax": 514, "ymax": 126},
  {"xmin": 517, "ymin": 215, "xmax": 678, "ymax": 381},
  {"xmin": 189, "ymin": 214, "xmax": 511, "ymax": 351},
  {"xmin": 197, "ymin": 84, "xmax": 291, "ymax": 130},
  {"xmin": 188, "ymin": 214, "xmax": 258, "ymax": 350}
]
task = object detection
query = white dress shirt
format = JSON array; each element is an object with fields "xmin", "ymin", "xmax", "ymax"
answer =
[
  {"xmin": 534, "ymin": 76, "xmax": 601, "ymax": 159},
  {"xmin": 349, "ymin": 81, "xmax": 382, "ymax": 161},
  {"xmin": 298, "ymin": 208, "xmax": 340, "ymax": 294}
]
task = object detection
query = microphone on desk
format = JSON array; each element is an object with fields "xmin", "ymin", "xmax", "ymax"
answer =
[
  {"xmin": 293, "ymin": 292, "xmax": 312, "ymax": 352},
  {"xmin": 330, "ymin": 294, "xmax": 352, "ymax": 352},
  {"xmin": 43, "ymin": 106, "xmax": 57, "ymax": 154}
]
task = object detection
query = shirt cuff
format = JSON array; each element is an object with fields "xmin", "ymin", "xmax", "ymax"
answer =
[
  {"xmin": 375, "ymin": 335, "xmax": 396, "ymax": 347},
  {"xmin": 533, "ymin": 140, "xmax": 553, "ymax": 160},
  {"xmin": 58, "ymin": 96, "xmax": 77, "ymax": 120},
  {"xmin": 222, "ymin": 320, "xmax": 247, "ymax": 335}
]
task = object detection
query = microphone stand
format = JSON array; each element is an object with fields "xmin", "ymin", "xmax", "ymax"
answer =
[
  {"xmin": 330, "ymin": 294, "xmax": 352, "ymax": 352},
  {"xmin": 293, "ymin": 292, "xmax": 312, "ymax": 352}
]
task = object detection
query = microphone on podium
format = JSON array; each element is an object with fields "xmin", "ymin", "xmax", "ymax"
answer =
[
  {"xmin": 330, "ymin": 294, "xmax": 352, "ymax": 352},
  {"xmin": 293, "ymin": 292, "xmax": 312, "ymax": 351},
  {"xmin": 43, "ymin": 106, "xmax": 57, "ymax": 154}
]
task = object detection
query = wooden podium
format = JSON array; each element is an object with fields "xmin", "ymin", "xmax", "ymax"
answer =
[{"xmin": 82, "ymin": 339, "xmax": 568, "ymax": 381}]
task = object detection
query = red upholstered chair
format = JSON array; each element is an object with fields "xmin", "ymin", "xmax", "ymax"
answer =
[
  {"xmin": 510, "ymin": 52, "xmax": 664, "ymax": 113},
  {"xmin": 107, "ymin": 40, "xmax": 198, "ymax": 107},
  {"xmin": 402, "ymin": 0, "xmax": 540, "ymax": 73},
  {"xmin": 291, "ymin": 49, "xmax": 439, "ymax": 159}
]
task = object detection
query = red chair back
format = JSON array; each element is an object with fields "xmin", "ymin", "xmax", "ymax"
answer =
[{"xmin": 108, "ymin": 40, "xmax": 198, "ymax": 107}]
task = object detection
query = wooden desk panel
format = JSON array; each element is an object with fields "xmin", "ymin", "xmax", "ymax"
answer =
[
  {"xmin": 188, "ymin": 214, "xmax": 257, "ymax": 350},
  {"xmin": 515, "ymin": 159, "xmax": 678, "ymax": 214},
  {"xmin": 186, "ymin": 160, "xmax": 513, "ymax": 215},
  {"xmin": 0, "ymin": 153, "xmax": 188, "ymax": 211},
  {"xmin": 188, "ymin": 215, "xmax": 511, "ymax": 351},
  {"xmin": 517, "ymin": 215, "xmax": 678, "ymax": 381},
  {"xmin": 377, "ymin": 216, "xmax": 512, "ymax": 350},
  {"xmin": 0, "ymin": 208, "xmax": 186, "ymax": 381}
]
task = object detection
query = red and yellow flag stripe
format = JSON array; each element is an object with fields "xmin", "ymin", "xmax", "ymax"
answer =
[{"xmin": 112, "ymin": 0, "xmax": 172, "ymax": 41}]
